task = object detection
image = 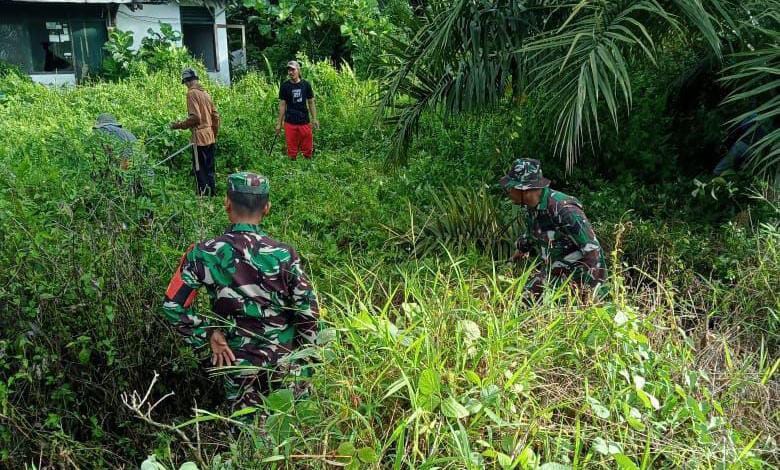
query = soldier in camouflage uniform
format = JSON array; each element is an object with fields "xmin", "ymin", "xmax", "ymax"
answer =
[
  {"xmin": 500, "ymin": 159, "xmax": 606, "ymax": 296},
  {"xmin": 162, "ymin": 172, "xmax": 319, "ymax": 409}
]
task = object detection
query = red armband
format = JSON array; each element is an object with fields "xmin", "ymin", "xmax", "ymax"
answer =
[{"xmin": 165, "ymin": 244, "xmax": 198, "ymax": 308}]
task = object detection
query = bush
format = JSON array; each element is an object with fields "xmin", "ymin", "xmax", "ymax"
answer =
[
  {"xmin": 0, "ymin": 61, "xmax": 776, "ymax": 467},
  {"xmin": 102, "ymin": 24, "xmax": 193, "ymax": 81}
]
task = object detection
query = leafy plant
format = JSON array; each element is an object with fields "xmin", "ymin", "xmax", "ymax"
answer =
[
  {"xmin": 233, "ymin": 0, "xmax": 410, "ymax": 75},
  {"xmin": 720, "ymin": 2, "xmax": 780, "ymax": 177},
  {"xmin": 388, "ymin": 186, "xmax": 523, "ymax": 260},
  {"xmin": 379, "ymin": 0, "xmax": 778, "ymax": 179},
  {"xmin": 0, "ymin": 61, "xmax": 776, "ymax": 469},
  {"xmin": 102, "ymin": 29, "xmax": 135, "ymax": 80},
  {"xmin": 101, "ymin": 24, "xmax": 192, "ymax": 81}
]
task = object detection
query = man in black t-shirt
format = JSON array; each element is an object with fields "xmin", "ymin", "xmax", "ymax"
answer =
[{"xmin": 276, "ymin": 60, "xmax": 319, "ymax": 159}]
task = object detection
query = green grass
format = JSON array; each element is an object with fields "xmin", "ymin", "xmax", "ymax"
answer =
[
  {"xmin": 0, "ymin": 62, "xmax": 777, "ymax": 469},
  {"xmin": 153, "ymin": 256, "xmax": 775, "ymax": 469}
]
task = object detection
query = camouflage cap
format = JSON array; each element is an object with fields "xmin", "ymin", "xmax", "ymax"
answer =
[
  {"xmin": 227, "ymin": 172, "xmax": 269, "ymax": 195},
  {"xmin": 499, "ymin": 158, "xmax": 551, "ymax": 190}
]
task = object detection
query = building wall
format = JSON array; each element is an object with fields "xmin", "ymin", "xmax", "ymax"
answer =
[
  {"xmin": 114, "ymin": 2, "xmax": 230, "ymax": 84},
  {"xmin": 29, "ymin": 73, "xmax": 76, "ymax": 86},
  {"xmin": 114, "ymin": 3, "xmax": 182, "ymax": 50},
  {"xmin": 210, "ymin": 9, "xmax": 229, "ymax": 84}
]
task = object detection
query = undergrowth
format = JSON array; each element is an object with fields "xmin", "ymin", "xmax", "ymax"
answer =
[{"xmin": 0, "ymin": 61, "xmax": 777, "ymax": 468}]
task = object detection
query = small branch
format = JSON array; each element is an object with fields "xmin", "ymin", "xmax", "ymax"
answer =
[{"xmin": 121, "ymin": 371, "xmax": 205, "ymax": 467}]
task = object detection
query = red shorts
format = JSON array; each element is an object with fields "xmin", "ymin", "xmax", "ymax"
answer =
[{"xmin": 284, "ymin": 122, "xmax": 313, "ymax": 159}]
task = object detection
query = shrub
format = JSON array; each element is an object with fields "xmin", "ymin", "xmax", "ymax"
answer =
[
  {"xmin": 0, "ymin": 60, "xmax": 776, "ymax": 467},
  {"xmin": 102, "ymin": 24, "xmax": 193, "ymax": 81}
]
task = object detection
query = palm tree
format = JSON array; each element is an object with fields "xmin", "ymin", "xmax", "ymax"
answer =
[
  {"xmin": 721, "ymin": 4, "xmax": 780, "ymax": 177},
  {"xmin": 380, "ymin": 0, "xmax": 779, "ymax": 175}
]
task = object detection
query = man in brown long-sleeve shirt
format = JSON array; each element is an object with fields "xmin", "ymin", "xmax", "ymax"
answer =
[{"xmin": 171, "ymin": 68, "xmax": 220, "ymax": 196}]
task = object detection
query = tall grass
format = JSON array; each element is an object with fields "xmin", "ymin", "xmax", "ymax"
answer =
[
  {"xmin": 143, "ymin": 256, "xmax": 777, "ymax": 469},
  {"xmin": 0, "ymin": 62, "xmax": 777, "ymax": 468}
]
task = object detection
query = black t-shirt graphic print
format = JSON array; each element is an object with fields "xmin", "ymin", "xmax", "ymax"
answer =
[{"xmin": 279, "ymin": 79, "xmax": 314, "ymax": 125}]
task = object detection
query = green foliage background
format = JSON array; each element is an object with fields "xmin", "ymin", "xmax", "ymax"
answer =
[{"xmin": 0, "ymin": 57, "xmax": 777, "ymax": 468}]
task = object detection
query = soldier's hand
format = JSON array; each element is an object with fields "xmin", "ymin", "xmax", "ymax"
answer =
[
  {"xmin": 275, "ymin": 123, "xmax": 281, "ymax": 136},
  {"xmin": 510, "ymin": 250, "xmax": 529, "ymax": 263},
  {"xmin": 209, "ymin": 330, "xmax": 236, "ymax": 367}
]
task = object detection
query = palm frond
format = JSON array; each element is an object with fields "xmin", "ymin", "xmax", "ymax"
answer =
[
  {"xmin": 720, "ymin": 2, "xmax": 780, "ymax": 177},
  {"xmin": 379, "ymin": 0, "xmax": 736, "ymax": 169},
  {"xmin": 520, "ymin": 1, "xmax": 677, "ymax": 169},
  {"xmin": 379, "ymin": 0, "xmax": 545, "ymax": 164}
]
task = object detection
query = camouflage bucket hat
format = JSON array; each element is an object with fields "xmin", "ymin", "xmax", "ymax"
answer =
[
  {"xmin": 227, "ymin": 172, "xmax": 269, "ymax": 195},
  {"xmin": 499, "ymin": 158, "xmax": 551, "ymax": 190}
]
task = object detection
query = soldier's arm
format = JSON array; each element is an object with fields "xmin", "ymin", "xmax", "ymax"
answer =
[
  {"xmin": 515, "ymin": 212, "xmax": 534, "ymax": 254},
  {"xmin": 560, "ymin": 206, "xmax": 606, "ymax": 284},
  {"xmin": 162, "ymin": 245, "xmax": 211, "ymax": 347},
  {"xmin": 285, "ymin": 250, "xmax": 320, "ymax": 345}
]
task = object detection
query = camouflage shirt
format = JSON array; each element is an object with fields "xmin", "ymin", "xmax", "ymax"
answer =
[
  {"xmin": 517, "ymin": 187, "xmax": 606, "ymax": 285},
  {"xmin": 163, "ymin": 223, "xmax": 319, "ymax": 366}
]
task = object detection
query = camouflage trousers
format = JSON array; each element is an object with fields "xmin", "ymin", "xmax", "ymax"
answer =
[
  {"xmin": 525, "ymin": 262, "xmax": 604, "ymax": 297},
  {"xmin": 221, "ymin": 355, "xmax": 310, "ymax": 411},
  {"xmin": 195, "ymin": 332, "xmax": 311, "ymax": 412}
]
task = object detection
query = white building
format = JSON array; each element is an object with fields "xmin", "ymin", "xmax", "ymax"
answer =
[{"xmin": 0, "ymin": 0, "xmax": 238, "ymax": 85}]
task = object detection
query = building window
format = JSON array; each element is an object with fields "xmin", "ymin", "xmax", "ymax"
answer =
[
  {"xmin": 0, "ymin": 4, "xmax": 107, "ymax": 79},
  {"xmin": 180, "ymin": 6, "xmax": 217, "ymax": 72},
  {"xmin": 36, "ymin": 20, "xmax": 74, "ymax": 72}
]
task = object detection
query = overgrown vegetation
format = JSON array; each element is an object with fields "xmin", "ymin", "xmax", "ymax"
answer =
[
  {"xmin": 102, "ymin": 23, "xmax": 193, "ymax": 81},
  {"xmin": 0, "ymin": 24, "xmax": 778, "ymax": 470},
  {"xmin": 228, "ymin": 0, "xmax": 413, "ymax": 75},
  {"xmin": 379, "ymin": 0, "xmax": 780, "ymax": 174}
]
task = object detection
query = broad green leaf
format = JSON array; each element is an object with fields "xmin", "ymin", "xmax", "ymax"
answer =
[
  {"xmin": 497, "ymin": 452, "xmax": 513, "ymax": 468},
  {"xmin": 632, "ymin": 375, "xmax": 646, "ymax": 390},
  {"xmin": 337, "ymin": 441, "xmax": 356, "ymax": 457},
  {"xmin": 179, "ymin": 463, "xmax": 198, "ymax": 470},
  {"xmin": 623, "ymin": 404, "xmax": 645, "ymax": 431},
  {"xmin": 587, "ymin": 397, "xmax": 610, "ymax": 419},
  {"xmin": 261, "ymin": 455, "xmax": 286, "ymax": 463},
  {"xmin": 357, "ymin": 447, "xmax": 379, "ymax": 463},
  {"xmin": 480, "ymin": 384, "xmax": 500, "ymax": 405},
  {"xmin": 417, "ymin": 369, "xmax": 441, "ymax": 396},
  {"xmin": 517, "ymin": 446, "xmax": 536, "ymax": 466},
  {"xmin": 78, "ymin": 347, "xmax": 91, "ymax": 365},
  {"xmin": 613, "ymin": 453, "xmax": 639, "ymax": 470},
  {"xmin": 464, "ymin": 398, "xmax": 483, "ymax": 415},
  {"xmin": 441, "ymin": 396, "xmax": 470, "ymax": 419},
  {"xmin": 417, "ymin": 368, "xmax": 441, "ymax": 411},
  {"xmin": 265, "ymin": 389, "xmax": 294, "ymax": 413},
  {"xmin": 593, "ymin": 437, "xmax": 622, "ymax": 456},
  {"xmin": 140, "ymin": 456, "xmax": 167, "ymax": 470},
  {"xmin": 636, "ymin": 389, "xmax": 660, "ymax": 410},
  {"xmin": 464, "ymin": 370, "xmax": 481, "ymax": 386}
]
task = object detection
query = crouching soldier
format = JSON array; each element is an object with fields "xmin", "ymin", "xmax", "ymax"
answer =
[
  {"xmin": 500, "ymin": 158, "xmax": 606, "ymax": 297},
  {"xmin": 162, "ymin": 172, "xmax": 319, "ymax": 409}
]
